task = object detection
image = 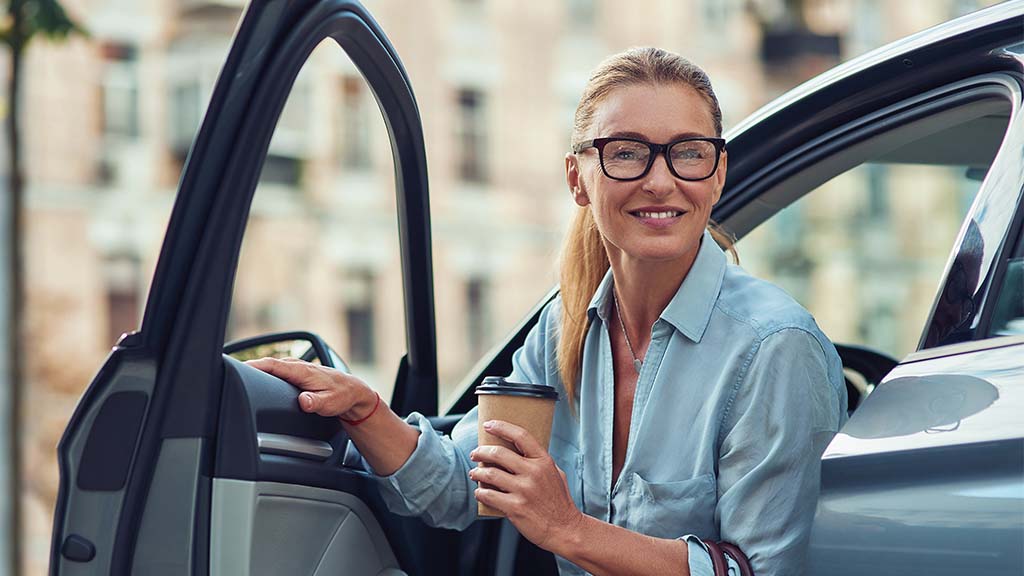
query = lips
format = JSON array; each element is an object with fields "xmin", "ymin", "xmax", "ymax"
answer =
[
  {"xmin": 628, "ymin": 206, "xmax": 687, "ymax": 219},
  {"xmin": 631, "ymin": 210, "xmax": 683, "ymax": 219},
  {"xmin": 628, "ymin": 207, "xmax": 687, "ymax": 229}
]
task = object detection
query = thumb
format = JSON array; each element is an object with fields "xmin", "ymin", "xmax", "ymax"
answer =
[{"xmin": 298, "ymin": 391, "xmax": 324, "ymax": 413}]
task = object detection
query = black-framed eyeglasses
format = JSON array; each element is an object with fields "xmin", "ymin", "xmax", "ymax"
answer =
[{"xmin": 572, "ymin": 136, "xmax": 726, "ymax": 181}]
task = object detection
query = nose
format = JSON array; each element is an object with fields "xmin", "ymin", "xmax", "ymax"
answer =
[{"xmin": 640, "ymin": 150, "xmax": 676, "ymax": 197}]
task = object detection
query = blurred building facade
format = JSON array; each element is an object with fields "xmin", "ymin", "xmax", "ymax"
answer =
[{"xmin": 12, "ymin": 0, "xmax": 1003, "ymax": 573}]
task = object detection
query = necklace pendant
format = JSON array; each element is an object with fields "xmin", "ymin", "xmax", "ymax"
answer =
[{"xmin": 633, "ymin": 358, "xmax": 643, "ymax": 374}]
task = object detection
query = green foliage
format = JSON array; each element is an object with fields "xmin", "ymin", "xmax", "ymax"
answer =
[{"xmin": 0, "ymin": 0, "xmax": 87, "ymax": 48}]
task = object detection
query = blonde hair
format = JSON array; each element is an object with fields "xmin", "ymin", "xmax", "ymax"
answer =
[{"xmin": 558, "ymin": 47, "xmax": 738, "ymax": 409}]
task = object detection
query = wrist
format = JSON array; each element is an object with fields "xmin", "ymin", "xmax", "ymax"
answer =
[
  {"xmin": 548, "ymin": 508, "xmax": 589, "ymax": 559},
  {"xmin": 341, "ymin": 386, "xmax": 380, "ymax": 424}
]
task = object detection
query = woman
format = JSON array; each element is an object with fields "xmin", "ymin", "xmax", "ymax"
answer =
[{"xmin": 250, "ymin": 47, "xmax": 847, "ymax": 575}]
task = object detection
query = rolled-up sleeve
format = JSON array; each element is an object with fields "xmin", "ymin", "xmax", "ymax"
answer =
[
  {"xmin": 373, "ymin": 409, "xmax": 479, "ymax": 530},
  {"xmin": 692, "ymin": 327, "xmax": 844, "ymax": 576},
  {"xmin": 373, "ymin": 299, "xmax": 558, "ymax": 531}
]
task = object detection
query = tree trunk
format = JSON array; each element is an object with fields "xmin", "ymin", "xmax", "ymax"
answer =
[{"xmin": 5, "ymin": 34, "xmax": 24, "ymax": 576}]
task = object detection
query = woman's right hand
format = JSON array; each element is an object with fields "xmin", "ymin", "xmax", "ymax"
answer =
[{"xmin": 245, "ymin": 357, "xmax": 377, "ymax": 421}]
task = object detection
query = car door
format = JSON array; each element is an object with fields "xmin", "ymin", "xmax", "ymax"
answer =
[{"xmin": 49, "ymin": 1, "xmax": 507, "ymax": 574}]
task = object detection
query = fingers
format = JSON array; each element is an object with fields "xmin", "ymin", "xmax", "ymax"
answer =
[
  {"xmin": 482, "ymin": 420, "xmax": 545, "ymax": 459},
  {"xmin": 246, "ymin": 357, "xmax": 320, "ymax": 387},
  {"xmin": 246, "ymin": 357, "xmax": 363, "ymax": 418},
  {"xmin": 470, "ymin": 444, "xmax": 526, "ymax": 473},
  {"xmin": 468, "ymin": 464, "xmax": 518, "ymax": 492},
  {"xmin": 474, "ymin": 486, "xmax": 521, "ymax": 516}
]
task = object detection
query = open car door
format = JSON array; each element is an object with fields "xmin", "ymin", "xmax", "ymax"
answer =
[{"xmin": 45, "ymin": 1, "xmax": 498, "ymax": 574}]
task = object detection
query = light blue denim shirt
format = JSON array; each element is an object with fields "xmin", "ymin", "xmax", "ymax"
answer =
[{"xmin": 375, "ymin": 230, "xmax": 848, "ymax": 575}]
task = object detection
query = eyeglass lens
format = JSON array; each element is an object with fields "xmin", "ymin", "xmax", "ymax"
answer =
[{"xmin": 601, "ymin": 139, "xmax": 718, "ymax": 180}]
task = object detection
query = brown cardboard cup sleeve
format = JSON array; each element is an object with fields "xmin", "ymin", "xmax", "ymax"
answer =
[{"xmin": 474, "ymin": 377, "xmax": 559, "ymax": 517}]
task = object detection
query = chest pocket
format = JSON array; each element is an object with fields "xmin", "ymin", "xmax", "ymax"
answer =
[{"xmin": 626, "ymin": 472, "xmax": 717, "ymax": 540}]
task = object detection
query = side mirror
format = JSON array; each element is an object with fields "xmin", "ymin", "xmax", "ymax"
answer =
[{"xmin": 224, "ymin": 330, "xmax": 350, "ymax": 373}]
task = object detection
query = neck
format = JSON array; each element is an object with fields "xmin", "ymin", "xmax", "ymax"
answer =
[{"xmin": 606, "ymin": 239, "xmax": 701, "ymax": 345}]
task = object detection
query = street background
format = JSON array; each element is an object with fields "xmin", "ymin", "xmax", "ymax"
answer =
[{"xmin": 2, "ymin": 0, "xmax": 1006, "ymax": 573}]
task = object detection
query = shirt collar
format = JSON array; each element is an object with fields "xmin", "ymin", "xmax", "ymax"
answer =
[
  {"xmin": 587, "ymin": 267, "xmax": 616, "ymax": 323},
  {"xmin": 586, "ymin": 229, "xmax": 727, "ymax": 343}
]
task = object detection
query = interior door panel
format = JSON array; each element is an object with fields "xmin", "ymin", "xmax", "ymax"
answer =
[
  {"xmin": 210, "ymin": 479, "xmax": 404, "ymax": 576},
  {"xmin": 51, "ymin": 351, "xmax": 158, "ymax": 574},
  {"xmin": 216, "ymin": 355, "xmax": 519, "ymax": 576}
]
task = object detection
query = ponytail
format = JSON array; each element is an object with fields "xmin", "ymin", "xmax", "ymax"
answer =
[{"xmin": 557, "ymin": 207, "xmax": 609, "ymax": 409}]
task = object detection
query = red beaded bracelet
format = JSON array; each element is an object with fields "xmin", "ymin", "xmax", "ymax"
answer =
[{"xmin": 340, "ymin": 391, "xmax": 381, "ymax": 426}]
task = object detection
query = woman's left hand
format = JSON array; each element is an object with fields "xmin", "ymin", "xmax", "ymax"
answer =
[{"xmin": 468, "ymin": 420, "xmax": 584, "ymax": 553}]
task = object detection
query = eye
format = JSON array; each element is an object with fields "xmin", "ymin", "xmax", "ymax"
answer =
[
  {"xmin": 605, "ymin": 142, "xmax": 648, "ymax": 162},
  {"xmin": 671, "ymin": 145, "xmax": 706, "ymax": 161}
]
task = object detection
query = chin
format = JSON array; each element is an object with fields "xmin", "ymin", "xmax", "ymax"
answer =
[{"xmin": 629, "ymin": 244, "xmax": 697, "ymax": 264}]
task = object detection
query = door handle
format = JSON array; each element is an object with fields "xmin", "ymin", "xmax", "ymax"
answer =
[{"xmin": 257, "ymin": 432, "xmax": 333, "ymax": 460}]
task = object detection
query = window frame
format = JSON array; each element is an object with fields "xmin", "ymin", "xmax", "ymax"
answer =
[
  {"xmin": 919, "ymin": 75, "xmax": 1023, "ymax": 351},
  {"xmin": 973, "ymin": 179, "xmax": 1024, "ymax": 340}
]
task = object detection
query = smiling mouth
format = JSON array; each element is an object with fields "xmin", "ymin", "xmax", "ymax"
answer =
[{"xmin": 630, "ymin": 210, "xmax": 685, "ymax": 219}]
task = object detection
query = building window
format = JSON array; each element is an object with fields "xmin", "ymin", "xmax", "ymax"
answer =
[
  {"xmin": 101, "ymin": 42, "xmax": 139, "ymax": 139},
  {"xmin": 258, "ymin": 154, "xmax": 303, "ymax": 187},
  {"xmin": 456, "ymin": 88, "xmax": 488, "ymax": 183},
  {"xmin": 343, "ymin": 270, "xmax": 376, "ymax": 364},
  {"xmin": 700, "ymin": 0, "xmax": 735, "ymax": 32},
  {"xmin": 466, "ymin": 277, "xmax": 491, "ymax": 359},
  {"xmin": 169, "ymin": 80, "xmax": 202, "ymax": 160},
  {"xmin": 866, "ymin": 163, "xmax": 889, "ymax": 219},
  {"xmin": 104, "ymin": 255, "xmax": 140, "ymax": 345},
  {"xmin": 567, "ymin": 0, "xmax": 597, "ymax": 30},
  {"xmin": 269, "ymin": 81, "xmax": 311, "ymax": 159},
  {"xmin": 340, "ymin": 76, "xmax": 373, "ymax": 170}
]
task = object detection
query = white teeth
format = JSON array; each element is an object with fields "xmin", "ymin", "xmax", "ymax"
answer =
[{"xmin": 636, "ymin": 211, "xmax": 681, "ymax": 219}]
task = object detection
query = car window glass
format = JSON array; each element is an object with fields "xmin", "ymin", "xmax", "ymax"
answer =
[
  {"xmin": 737, "ymin": 98, "xmax": 1012, "ymax": 361},
  {"xmin": 986, "ymin": 217, "xmax": 1024, "ymax": 337},
  {"xmin": 227, "ymin": 40, "xmax": 406, "ymax": 400}
]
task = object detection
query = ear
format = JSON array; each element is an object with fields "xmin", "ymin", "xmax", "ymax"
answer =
[
  {"xmin": 566, "ymin": 153, "xmax": 590, "ymax": 207},
  {"xmin": 711, "ymin": 149, "xmax": 727, "ymax": 206}
]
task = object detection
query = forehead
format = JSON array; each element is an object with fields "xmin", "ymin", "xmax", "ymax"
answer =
[{"xmin": 590, "ymin": 83, "xmax": 716, "ymax": 141}]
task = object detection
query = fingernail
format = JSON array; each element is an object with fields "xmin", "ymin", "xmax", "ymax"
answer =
[
  {"xmin": 299, "ymin": 393, "xmax": 313, "ymax": 410},
  {"xmin": 483, "ymin": 420, "xmax": 494, "ymax": 429}
]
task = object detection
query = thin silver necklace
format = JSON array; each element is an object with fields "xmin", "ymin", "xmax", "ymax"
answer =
[{"xmin": 612, "ymin": 291, "xmax": 643, "ymax": 374}]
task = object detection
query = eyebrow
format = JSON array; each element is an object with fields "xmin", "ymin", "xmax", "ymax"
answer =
[{"xmin": 605, "ymin": 130, "xmax": 711, "ymax": 141}]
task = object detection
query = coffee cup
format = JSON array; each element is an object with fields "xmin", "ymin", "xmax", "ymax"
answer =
[{"xmin": 475, "ymin": 376, "xmax": 559, "ymax": 517}]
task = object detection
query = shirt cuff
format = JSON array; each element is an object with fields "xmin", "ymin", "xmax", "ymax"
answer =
[
  {"xmin": 681, "ymin": 535, "xmax": 742, "ymax": 576},
  {"xmin": 682, "ymin": 535, "xmax": 715, "ymax": 576}
]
